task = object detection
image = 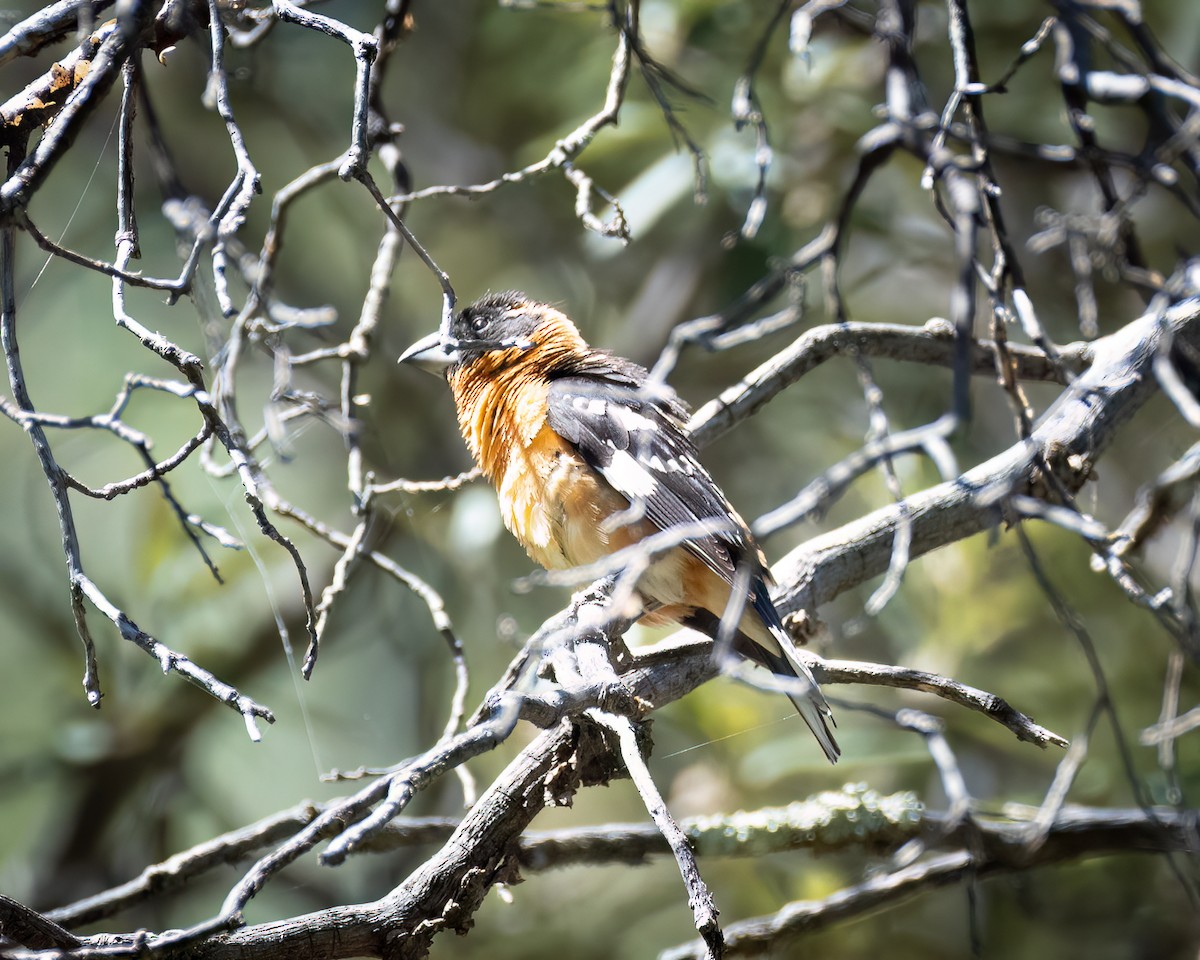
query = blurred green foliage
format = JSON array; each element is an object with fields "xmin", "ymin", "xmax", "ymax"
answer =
[{"xmin": 0, "ymin": 0, "xmax": 1198, "ymax": 957}]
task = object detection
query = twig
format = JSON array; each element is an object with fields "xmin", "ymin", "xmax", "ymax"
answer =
[
  {"xmin": 0, "ymin": 7, "xmax": 154, "ymax": 216},
  {"xmin": 368, "ymin": 467, "xmax": 482, "ymax": 495},
  {"xmin": 18, "ymin": 214, "xmax": 186, "ymax": 291},
  {"xmin": 0, "ymin": 895, "xmax": 80, "ymax": 950},
  {"xmin": 1016, "ymin": 525, "xmax": 1200, "ymax": 906},
  {"xmin": 265, "ymin": 494, "xmax": 467, "ymax": 674},
  {"xmin": 318, "ymin": 718, "xmax": 520, "ymax": 866},
  {"xmin": 753, "ymin": 416, "xmax": 959, "ymax": 538},
  {"xmin": 46, "ymin": 804, "xmax": 327, "ymax": 928},
  {"xmin": 80, "ymin": 573, "xmax": 274, "ymax": 734},
  {"xmin": 1142, "ymin": 702, "xmax": 1200, "ymax": 747},
  {"xmin": 688, "ymin": 321, "xmax": 1090, "ymax": 447},
  {"xmin": 205, "ymin": 0, "xmax": 263, "ymax": 316},
  {"xmin": 1108, "ymin": 436, "xmax": 1200, "ymax": 554},
  {"xmin": 591, "ymin": 710, "xmax": 723, "ymax": 958},
  {"xmin": 1, "ymin": 144, "xmax": 258, "ymax": 725},
  {"xmin": 820, "ymin": 658, "xmax": 1065, "ymax": 747},
  {"xmin": 1022, "ymin": 700, "xmax": 1102, "ymax": 851},
  {"xmin": 387, "ymin": 17, "xmax": 632, "ymax": 240},
  {"xmin": 621, "ymin": 0, "xmax": 708, "ymax": 204},
  {"xmin": 250, "ymin": 157, "xmax": 344, "ymax": 309},
  {"xmin": 355, "ymin": 170, "xmax": 455, "ymax": 328},
  {"xmin": 0, "ymin": 0, "xmax": 115, "ymax": 67},
  {"xmin": 727, "ymin": 0, "xmax": 790, "ymax": 241}
]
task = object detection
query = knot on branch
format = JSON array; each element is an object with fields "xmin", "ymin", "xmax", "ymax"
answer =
[
  {"xmin": 781, "ymin": 608, "xmax": 822, "ymax": 645},
  {"xmin": 0, "ymin": 21, "xmax": 112, "ymax": 148},
  {"xmin": 544, "ymin": 719, "xmax": 632, "ymax": 807},
  {"xmin": 1031, "ymin": 440, "xmax": 1097, "ymax": 501}
]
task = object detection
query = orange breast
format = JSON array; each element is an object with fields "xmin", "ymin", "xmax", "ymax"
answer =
[
  {"xmin": 496, "ymin": 422, "xmax": 629, "ymax": 570},
  {"xmin": 447, "ymin": 359, "xmax": 768, "ymax": 640},
  {"xmin": 450, "ymin": 360, "xmax": 644, "ymax": 571}
]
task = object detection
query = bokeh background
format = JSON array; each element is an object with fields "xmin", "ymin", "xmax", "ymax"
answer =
[{"xmin": 1, "ymin": 1, "xmax": 1199, "ymax": 957}]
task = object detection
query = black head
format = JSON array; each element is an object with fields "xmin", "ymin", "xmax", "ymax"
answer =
[
  {"xmin": 399, "ymin": 291, "xmax": 559, "ymax": 375},
  {"xmin": 449, "ymin": 291, "xmax": 542, "ymax": 347}
]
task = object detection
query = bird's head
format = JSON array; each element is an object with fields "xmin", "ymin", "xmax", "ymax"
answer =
[{"xmin": 399, "ymin": 292, "xmax": 587, "ymax": 379}]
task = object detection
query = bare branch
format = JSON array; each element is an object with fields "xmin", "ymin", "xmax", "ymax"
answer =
[
  {"xmin": 0, "ymin": 7, "xmax": 155, "ymax": 216},
  {"xmin": 663, "ymin": 805, "xmax": 1200, "ymax": 958},
  {"xmin": 0, "ymin": 0, "xmax": 115, "ymax": 67},
  {"xmin": 769, "ymin": 297, "xmax": 1200, "ymax": 618},
  {"xmin": 689, "ymin": 321, "xmax": 1091, "ymax": 447}
]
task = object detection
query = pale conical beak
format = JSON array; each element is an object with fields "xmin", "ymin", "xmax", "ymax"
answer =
[{"xmin": 398, "ymin": 331, "xmax": 462, "ymax": 374}]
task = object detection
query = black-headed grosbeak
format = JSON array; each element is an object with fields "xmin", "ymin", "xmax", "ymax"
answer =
[{"xmin": 400, "ymin": 292, "xmax": 839, "ymax": 762}]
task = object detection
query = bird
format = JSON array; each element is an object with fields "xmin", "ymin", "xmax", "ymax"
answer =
[{"xmin": 399, "ymin": 291, "xmax": 839, "ymax": 762}]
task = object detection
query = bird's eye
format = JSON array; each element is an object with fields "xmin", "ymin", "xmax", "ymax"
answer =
[{"xmin": 469, "ymin": 313, "xmax": 489, "ymax": 334}]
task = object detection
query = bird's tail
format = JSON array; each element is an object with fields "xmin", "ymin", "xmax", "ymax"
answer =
[
  {"xmin": 749, "ymin": 582, "xmax": 840, "ymax": 764},
  {"xmin": 778, "ymin": 655, "xmax": 840, "ymax": 764}
]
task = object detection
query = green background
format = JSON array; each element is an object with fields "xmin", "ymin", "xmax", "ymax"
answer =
[{"xmin": 0, "ymin": 1, "xmax": 1198, "ymax": 956}]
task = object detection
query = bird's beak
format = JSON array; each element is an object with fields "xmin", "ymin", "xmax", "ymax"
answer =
[{"xmin": 398, "ymin": 331, "xmax": 461, "ymax": 374}]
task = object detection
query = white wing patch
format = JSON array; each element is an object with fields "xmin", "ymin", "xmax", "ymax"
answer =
[
  {"xmin": 644, "ymin": 451, "xmax": 695, "ymax": 475},
  {"xmin": 608, "ymin": 403, "xmax": 658, "ymax": 434},
  {"xmin": 572, "ymin": 396, "xmax": 609, "ymax": 418},
  {"xmin": 570, "ymin": 395, "xmax": 658, "ymax": 434},
  {"xmin": 605, "ymin": 449, "xmax": 659, "ymax": 498},
  {"xmin": 547, "ymin": 373, "xmax": 750, "ymax": 585}
]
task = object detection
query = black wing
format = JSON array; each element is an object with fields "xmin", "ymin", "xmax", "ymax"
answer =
[{"xmin": 546, "ymin": 373, "xmax": 757, "ymax": 585}]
